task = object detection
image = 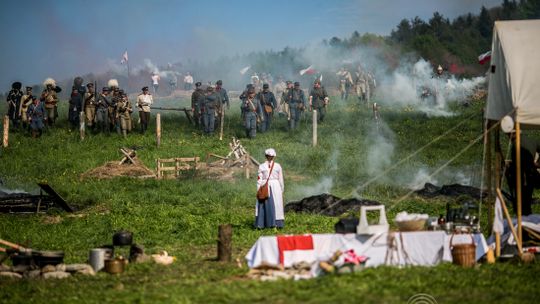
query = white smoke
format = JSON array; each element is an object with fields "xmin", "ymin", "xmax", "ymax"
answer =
[
  {"xmin": 380, "ymin": 58, "xmax": 485, "ymax": 116},
  {"xmin": 295, "ymin": 148, "xmax": 340, "ymax": 197},
  {"xmin": 363, "ymin": 121, "xmax": 395, "ymax": 177}
]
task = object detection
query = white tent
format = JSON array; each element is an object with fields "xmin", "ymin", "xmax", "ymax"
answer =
[
  {"xmin": 486, "ymin": 19, "xmax": 540, "ymax": 126},
  {"xmin": 485, "ymin": 19, "xmax": 540, "ymax": 256}
]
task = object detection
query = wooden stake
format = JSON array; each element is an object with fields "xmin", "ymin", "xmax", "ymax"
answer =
[
  {"xmin": 312, "ymin": 110, "xmax": 317, "ymax": 147},
  {"xmin": 485, "ymin": 120, "xmax": 493, "ymax": 234},
  {"xmin": 245, "ymin": 154, "xmax": 250, "ymax": 179},
  {"xmin": 156, "ymin": 113, "xmax": 161, "ymax": 148},
  {"xmin": 495, "ymin": 232, "xmax": 501, "ymax": 257},
  {"xmin": 219, "ymin": 108, "xmax": 225, "ymax": 141},
  {"xmin": 496, "ymin": 188, "xmax": 522, "ymax": 255},
  {"xmin": 2, "ymin": 115, "xmax": 8, "ymax": 148},
  {"xmin": 515, "ymin": 120, "xmax": 522, "ymax": 250},
  {"xmin": 79, "ymin": 111, "xmax": 85, "ymax": 140},
  {"xmin": 217, "ymin": 224, "xmax": 232, "ymax": 262}
]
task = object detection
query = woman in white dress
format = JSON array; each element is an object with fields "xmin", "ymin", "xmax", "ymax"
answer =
[{"xmin": 255, "ymin": 148, "xmax": 285, "ymax": 228}]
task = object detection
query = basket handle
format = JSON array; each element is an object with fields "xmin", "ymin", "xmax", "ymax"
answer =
[{"xmin": 449, "ymin": 233, "xmax": 475, "ymax": 248}]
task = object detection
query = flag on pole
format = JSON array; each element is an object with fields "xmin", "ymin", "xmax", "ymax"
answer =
[
  {"xmin": 319, "ymin": 74, "xmax": 323, "ymax": 82},
  {"xmin": 478, "ymin": 51, "xmax": 491, "ymax": 65},
  {"xmin": 240, "ymin": 66, "xmax": 251, "ymax": 75},
  {"xmin": 121, "ymin": 50, "xmax": 129, "ymax": 64},
  {"xmin": 300, "ymin": 65, "xmax": 316, "ymax": 75}
]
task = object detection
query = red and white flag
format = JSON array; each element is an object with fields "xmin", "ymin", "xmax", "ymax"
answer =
[
  {"xmin": 478, "ymin": 51, "xmax": 491, "ymax": 65},
  {"xmin": 120, "ymin": 50, "xmax": 129, "ymax": 64},
  {"xmin": 300, "ymin": 65, "xmax": 316, "ymax": 75},
  {"xmin": 277, "ymin": 235, "xmax": 315, "ymax": 267}
]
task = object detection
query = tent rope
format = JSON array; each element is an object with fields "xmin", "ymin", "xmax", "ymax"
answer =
[
  {"xmin": 350, "ymin": 111, "xmax": 481, "ymax": 198},
  {"xmin": 390, "ymin": 119, "xmax": 504, "ymax": 208}
]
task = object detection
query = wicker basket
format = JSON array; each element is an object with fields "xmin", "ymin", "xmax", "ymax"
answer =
[
  {"xmin": 396, "ymin": 219, "xmax": 426, "ymax": 232},
  {"xmin": 450, "ymin": 234, "xmax": 476, "ymax": 267}
]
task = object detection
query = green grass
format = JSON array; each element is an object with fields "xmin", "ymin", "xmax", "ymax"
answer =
[{"xmin": 0, "ymin": 96, "xmax": 538, "ymax": 303}]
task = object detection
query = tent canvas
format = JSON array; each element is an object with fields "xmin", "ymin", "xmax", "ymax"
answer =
[{"xmin": 486, "ymin": 19, "xmax": 540, "ymax": 126}]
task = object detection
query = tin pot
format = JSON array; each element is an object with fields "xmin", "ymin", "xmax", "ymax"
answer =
[
  {"xmin": 104, "ymin": 258, "xmax": 124, "ymax": 274},
  {"xmin": 32, "ymin": 250, "xmax": 64, "ymax": 268}
]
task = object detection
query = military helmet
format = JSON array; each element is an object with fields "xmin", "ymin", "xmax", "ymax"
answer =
[
  {"xmin": 262, "ymin": 83, "xmax": 269, "ymax": 89},
  {"xmin": 294, "ymin": 82, "xmax": 300, "ymax": 87},
  {"xmin": 216, "ymin": 80, "xmax": 223, "ymax": 85},
  {"xmin": 12, "ymin": 82, "xmax": 22, "ymax": 90}
]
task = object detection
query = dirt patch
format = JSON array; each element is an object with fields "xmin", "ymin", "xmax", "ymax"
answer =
[
  {"xmin": 81, "ymin": 159, "xmax": 156, "ymax": 179},
  {"xmin": 195, "ymin": 162, "xmax": 259, "ymax": 182},
  {"xmin": 41, "ymin": 215, "xmax": 63, "ymax": 225}
]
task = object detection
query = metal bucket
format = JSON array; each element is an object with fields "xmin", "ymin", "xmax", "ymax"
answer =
[{"xmin": 89, "ymin": 248, "xmax": 106, "ymax": 272}]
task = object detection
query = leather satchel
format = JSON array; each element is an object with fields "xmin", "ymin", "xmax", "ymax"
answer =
[
  {"xmin": 264, "ymin": 104, "xmax": 273, "ymax": 113},
  {"xmin": 256, "ymin": 161, "xmax": 275, "ymax": 201}
]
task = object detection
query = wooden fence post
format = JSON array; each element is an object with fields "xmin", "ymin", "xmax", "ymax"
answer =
[
  {"xmin": 156, "ymin": 113, "xmax": 161, "ymax": 147},
  {"xmin": 79, "ymin": 112, "xmax": 85, "ymax": 140},
  {"xmin": 312, "ymin": 110, "xmax": 317, "ymax": 147},
  {"xmin": 217, "ymin": 224, "xmax": 232, "ymax": 262},
  {"xmin": 2, "ymin": 115, "xmax": 9, "ymax": 148}
]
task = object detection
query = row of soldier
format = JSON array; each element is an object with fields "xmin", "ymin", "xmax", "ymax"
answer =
[
  {"xmin": 336, "ymin": 66, "xmax": 376, "ymax": 103},
  {"xmin": 6, "ymin": 76, "xmax": 330, "ymax": 140}
]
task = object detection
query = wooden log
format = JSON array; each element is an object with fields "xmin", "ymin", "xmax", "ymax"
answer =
[
  {"xmin": 217, "ymin": 224, "xmax": 232, "ymax": 262},
  {"xmin": 156, "ymin": 113, "xmax": 161, "ymax": 148},
  {"xmin": 312, "ymin": 110, "xmax": 317, "ymax": 147},
  {"xmin": 156, "ymin": 159, "xmax": 161, "ymax": 179},
  {"xmin": 119, "ymin": 148, "xmax": 136, "ymax": 165},
  {"xmin": 2, "ymin": 115, "xmax": 8, "ymax": 148}
]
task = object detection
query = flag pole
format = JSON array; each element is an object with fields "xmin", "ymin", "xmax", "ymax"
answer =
[{"xmin": 126, "ymin": 52, "xmax": 131, "ymax": 94}]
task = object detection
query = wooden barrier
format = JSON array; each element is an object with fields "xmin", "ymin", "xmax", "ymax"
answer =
[{"xmin": 156, "ymin": 157, "xmax": 200, "ymax": 179}]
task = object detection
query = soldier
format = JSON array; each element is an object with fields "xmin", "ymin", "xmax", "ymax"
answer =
[
  {"xmin": 273, "ymin": 77, "xmax": 286, "ymax": 115},
  {"xmin": 309, "ymin": 80, "xmax": 329, "ymax": 123},
  {"xmin": 201, "ymin": 86, "xmax": 221, "ymax": 135},
  {"xmin": 96, "ymin": 87, "xmax": 111, "ymax": 134},
  {"xmin": 257, "ymin": 83, "xmax": 277, "ymax": 133},
  {"xmin": 84, "ymin": 83, "xmax": 97, "ymax": 130},
  {"xmin": 136, "ymin": 86, "xmax": 153, "ymax": 134},
  {"xmin": 355, "ymin": 66, "xmax": 367, "ymax": 103},
  {"xmin": 40, "ymin": 78, "xmax": 60, "ymax": 126},
  {"xmin": 108, "ymin": 79, "xmax": 120, "ymax": 133},
  {"xmin": 191, "ymin": 82, "xmax": 205, "ymax": 129},
  {"xmin": 19, "ymin": 86, "xmax": 34, "ymax": 130},
  {"xmin": 281, "ymin": 81, "xmax": 293, "ymax": 122},
  {"xmin": 287, "ymin": 82, "xmax": 306, "ymax": 130},
  {"xmin": 241, "ymin": 88, "xmax": 262, "ymax": 139},
  {"xmin": 215, "ymin": 80, "xmax": 229, "ymax": 131},
  {"xmin": 336, "ymin": 67, "xmax": 353, "ymax": 100},
  {"xmin": 27, "ymin": 96, "xmax": 46, "ymax": 138},
  {"xmin": 6, "ymin": 82, "xmax": 23, "ymax": 130},
  {"xmin": 68, "ymin": 86, "xmax": 83, "ymax": 130},
  {"xmin": 116, "ymin": 90, "xmax": 133, "ymax": 138}
]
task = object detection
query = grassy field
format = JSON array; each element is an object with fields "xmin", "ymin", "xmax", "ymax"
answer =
[{"xmin": 0, "ymin": 94, "xmax": 538, "ymax": 304}]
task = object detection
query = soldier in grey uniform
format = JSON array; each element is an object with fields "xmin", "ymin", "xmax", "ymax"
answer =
[
  {"xmin": 286, "ymin": 82, "xmax": 306, "ymax": 130},
  {"xmin": 201, "ymin": 86, "xmax": 221, "ymax": 135},
  {"xmin": 257, "ymin": 83, "xmax": 277, "ymax": 133},
  {"xmin": 241, "ymin": 88, "xmax": 262, "ymax": 139},
  {"xmin": 215, "ymin": 80, "xmax": 229, "ymax": 130},
  {"xmin": 309, "ymin": 80, "xmax": 329, "ymax": 123},
  {"xmin": 68, "ymin": 86, "xmax": 83, "ymax": 130},
  {"xmin": 191, "ymin": 82, "xmax": 205, "ymax": 129},
  {"xmin": 96, "ymin": 87, "xmax": 111, "ymax": 134}
]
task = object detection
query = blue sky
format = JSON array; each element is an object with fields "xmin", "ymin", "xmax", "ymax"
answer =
[{"xmin": 0, "ymin": 0, "xmax": 501, "ymax": 90}]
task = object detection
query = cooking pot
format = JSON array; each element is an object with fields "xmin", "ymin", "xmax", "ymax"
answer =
[
  {"xmin": 104, "ymin": 258, "xmax": 124, "ymax": 274},
  {"xmin": 113, "ymin": 230, "xmax": 133, "ymax": 246},
  {"xmin": 11, "ymin": 252, "xmax": 34, "ymax": 266},
  {"xmin": 32, "ymin": 250, "xmax": 64, "ymax": 267}
]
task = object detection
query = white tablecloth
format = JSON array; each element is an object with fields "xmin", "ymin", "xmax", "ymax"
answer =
[{"xmin": 245, "ymin": 231, "xmax": 488, "ymax": 269}]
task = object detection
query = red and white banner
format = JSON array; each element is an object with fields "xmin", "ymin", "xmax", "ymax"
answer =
[
  {"xmin": 277, "ymin": 235, "xmax": 315, "ymax": 267},
  {"xmin": 478, "ymin": 51, "xmax": 491, "ymax": 65}
]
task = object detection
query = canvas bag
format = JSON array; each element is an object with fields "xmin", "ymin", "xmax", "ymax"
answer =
[{"xmin": 256, "ymin": 161, "xmax": 275, "ymax": 201}]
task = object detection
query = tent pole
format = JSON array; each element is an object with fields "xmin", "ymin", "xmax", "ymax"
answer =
[
  {"xmin": 494, "ymin": 124, "xmax": 502, "ymax": 257},
  {"xmin": 515, "ymin": 119, "xmax": 522, "ymax": 251},
  {"xmin": 485, "ymin": 119, "xmax": 493, "ymax": 234}
]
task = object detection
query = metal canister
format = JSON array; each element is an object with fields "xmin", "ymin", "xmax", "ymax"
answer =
[{"xmin": 89, "ymin": 248, "xmax": 106, "ymax": 272}]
